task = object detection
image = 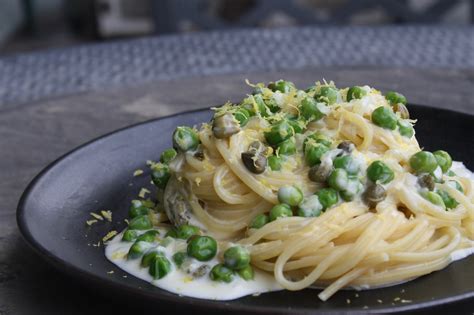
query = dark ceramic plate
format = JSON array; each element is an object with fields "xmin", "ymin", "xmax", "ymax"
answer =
[{"xmin": 17, "ymin": 105, "xmax": 474, "ymax": 314}]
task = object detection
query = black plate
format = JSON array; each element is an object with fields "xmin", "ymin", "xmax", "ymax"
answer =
[{"xmin": 17, "ymin": 105, "xmax": 474, "ymax": 314}]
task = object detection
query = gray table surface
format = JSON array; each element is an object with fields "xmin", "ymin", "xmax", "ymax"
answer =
[{"xmin": 1, "ymin": 27, "xmax": 474, "ymax": 315}]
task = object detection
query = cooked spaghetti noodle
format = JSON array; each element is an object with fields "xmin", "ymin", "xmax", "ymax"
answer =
[{"xmin": 106, "ymin": 80, "xmax": 474, "ymax": 301}]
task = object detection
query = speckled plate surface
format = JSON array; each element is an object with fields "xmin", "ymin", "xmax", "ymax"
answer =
[{"xmin": 17, "ymin": 105, "xmax": 474, "ymax": 314}]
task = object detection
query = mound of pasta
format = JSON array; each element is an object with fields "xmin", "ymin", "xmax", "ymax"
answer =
[{"xmin": 106, "ymin": 80, "xmax": 474, "ymax": 301}]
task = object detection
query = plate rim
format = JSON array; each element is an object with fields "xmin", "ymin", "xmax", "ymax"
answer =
[{"xmin": 16, "ymin": 104, "xmax": 474, "ymax": 314}]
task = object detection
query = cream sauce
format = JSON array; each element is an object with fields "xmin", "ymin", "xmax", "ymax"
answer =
[{"xmin": 105, "ymin": 162, "xmax": 474, "ymax": 300}]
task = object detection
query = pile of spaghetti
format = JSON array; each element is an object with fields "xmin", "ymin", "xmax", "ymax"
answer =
[{"xmin": 152, "ymin": 80, "xmax": 474, "ymax": 300}]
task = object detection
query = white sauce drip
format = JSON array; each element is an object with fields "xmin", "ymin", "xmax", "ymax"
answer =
[{"xmin": 105, "ymin": 161, "xmax": 474, "ymax": 300}]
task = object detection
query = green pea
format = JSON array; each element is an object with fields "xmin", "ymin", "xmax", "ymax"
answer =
[
  {"xmin": 128, "ymin": 214, "xmax": 153, "ymax": 230},
  {"xmin": 265, "ymin": 97, "xmax": 280, "ymax": 113},
  {"xmin": 340, "ymin": 180, "xmax": 363, "ymax": 201},
  {"xmin": 437, "ymin": 190, "xmax": 458, "ymax": 209},
  {"xmin": 305, "ymin": 143, "xmax": 330, "ymax": 167},
  {"xmin": 287, "ymin": 118, "xmax": 306, "ymax": 134},
  {"xmin": 422, "ymin": 191, "xmax": 445, "ymax": 209},
  {"xmin": 410, "ymin": 151, "xmax": 438, "ymax": 174},
  {"xmin": 141, "ymin": 250, "xmax": 164, "ymax": 267},
  {"xmin": 367, "ymin": 161, "xmax": 394, "ymax": 184},
  {"xmin": 268, "ymin": 155, "xmax": 282, "ymax": 171},
  {"xmin": 137, "ymin": 230, "xmax": 159, "ymax": 242},
  {"xmin": 297, "ymin": 195, "xmax": 323, "ymax": 217},
  {"xmin": 333, "ymin": 155, "xmax": 360, "ymax": 175},
  {"xmin": 151, "ymin": 163, "xmax": 170, "ymax": 189},
  {"xmin": 237, "ymin": 265, "xmax": 254, "ymax": 281},
  {"xmin": 433, "ymin": 150, "xmax": 452, "ymax": 173},
  {"xmin": 127, "ymin": 241, "xmax": 152, "ymax": 260},
  {"xmin": 317, "ymin": 188, "xmax": 339, "ymax": 210},
  {"xmin": 233, "ymin": 108, "xmax": 250, "ymax": 126},
  {"xmin": 187, "ymin": 236, "xmax": 217, "ymax": 261},
  {"xmin": 210, "ymin": 264, "xmax": 234, "ymax": 283},
  {"xmin": 173, "ymin": 126, "xmax": 199, "ymax": 152},
  {"xmin": 122, "ymin": 229, "xmax": 139, "ymax": 242},
  {"xmin": 446, "ymin": 170, "xmax": 457, "ymax": 177},
  {"xmin": 447, "ymin": 180, "xmax": 464, "ymax": 193},
  {"xmin": 316, "ymin": 86, "xmax": 338, "ymax": 105},
  {"xmin": 277, "ymin": 137, "xmax": 296, "ymax": 155},
  {"xmin": 346, "ymin": 86, "xmax": 367, "ymax": 101},
  {"xmin": 268, "ymin": 80, "xmax": 294, "ymax": 93},
  {"xmin": 160, "ymin": 148, "xmax": 177, "ymax": 164},
  {"xmin": 303, "ymin": 132, "xmax": 332, "ymax": 150},
  {"xmin": 371, "ymin": 106, "xmax": 398, "ymax": 130},
  {"xmin": 277, "ymin": 185, "xmax": 304, "ymax": 206},
  {"xmin": 264, "ymin": 120, "xmax": 295, "ymax": 145},
  {"xmin": 250, "ymin": 214, "xmax": 269, "ymax": 229},
  {"xmin": 253, "ymin": 94, "xmax": 271, "ymax": 117},
  {"xmin": 224, "ymin": 246, "xmax": 251, "ymax": 270},
  {"xmin": 172, "ymin": 251, "xmax": 187, "ymax": 268},
  {"xmin": 167, "ymin": 224, "xmax": 200, "ymax": 240},
  {"xmin": 385, "ymin": 91, "xmax": 407, "ymax": 105},
  {"xmin": 269, "ymin": 204, "xmax": 293, "ymax": 221},
  {"xmin": 129, "ymin": 200, "xmax": 150, "ymax": 218},
  {"xmin": 300, "ymin": 97, "xmax": 327, "ymax": 122},
  {"xmin": 149, "ymin": 255, "xmax": 172, "ymax": 279},
  {"xmin": 397, "ymin": 120, "xmax": 414, "ymax": 138},
  {"xmin": 328, "ymin": 168, "xmax": 349, "ymax": 191}
]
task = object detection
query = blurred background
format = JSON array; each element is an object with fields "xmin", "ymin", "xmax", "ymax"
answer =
[{"xmin": 1, "ymin": 0, "xmax": 472, "ymax": 55}]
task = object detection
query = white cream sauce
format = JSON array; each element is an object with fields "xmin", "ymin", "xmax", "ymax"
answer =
[
  {"xmin": 105, "ymin": 230, "xmax": 282, "ymax": 300},
  {"xmin": 105, "ymin": 162, "xmax": 474, "ymax": 300}
]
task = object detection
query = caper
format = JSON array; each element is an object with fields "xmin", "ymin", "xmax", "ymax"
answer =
[
  {"xmin": 212, "ymin": 113, "xmax": 241, "ymax": 139},
  {"xmin": 418, "ymin": 174, "xmax": 435, "ymax": 191},
  {"xmin": 337, "ymin": 141, "xmax": 354, "ymax": 154},
  {"xmin": 193, "ymin": 150, "xmax": 205, "ymax": 161},
  {"xmin": 393, "ymin": 103, "xmax": 410, "ymax": 119},
  {"xmin": 308, "ymin": 163, "xmax": 332, "ymax": 183},
  {"xmin": 363, "ymin": 184, "xmax": 387, "ymax": 208},
  {"xmin": 241, "ymin": 151, "xmax": 267, "ymax": 174}
]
